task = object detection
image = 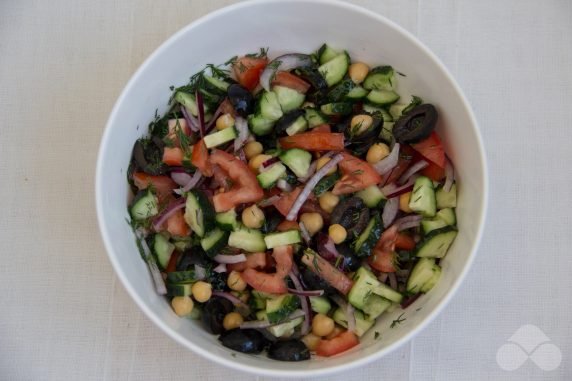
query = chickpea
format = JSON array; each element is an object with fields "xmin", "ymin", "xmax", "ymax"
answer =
[
  {"xmin": 325, "ymin": 325, "xmax": 345, "ymax": 340},
  {"xmin": 351, "ymin": 114, "xmax": 374, "ymax": 135},
  {"xmin": 215, "ymin": 113, "xmax": 235, "ymax": 130},
  {"xmin": 223, "ymin": 312, "xmax": 244, "ymax": 330},
  {"xmin": 318, "ymin": 192, "xmax": 340, "ymax": 214},
  {"xmin": 242, "ymin": 204, "xmax": 265, "ymax": 229},
  {"xmin": 171, "ymin": 296, "xmax": 194, "ymax": 317},
  {"xmin": 316, "ymin": 156, "xmax": 337, "ymax": 176},
  {"xmin": 400, "ymin": 192, "xmax": 413, "ymax": 213},
  {"xmin": 366, "ymin": 143, "xmax": 391, "ymax": 164},
  {"xmin": 348, "ymin": 62, "xmax": 370, "ymax": 84},
  {"xmin": 191, "ymin": 281, "xmax": 212, "ymax": 303},
  {"xmin": 243, "ymin": 141, "xmax": 263, "ymax": 160},
  {"xmin": 312, "ymin": 313, "xmax": 335, "ymax": 337},
  {"xmin": 227, "ymin": 270, "xmax": 247, "ymax": 291},
  {"xmin": 249, "ymin": 154, "xmax": 272, "ymax": 172},
  {"xmin": 328, "ymin": 224, "xmax": 347, "ymax": 244},
  {"xmin": 301, "ymin": 333, "xmax": 321, "ymax": 351},
  {"xmin": 299, "ymin": 212, "xmax": 324, "ymax": 236}
]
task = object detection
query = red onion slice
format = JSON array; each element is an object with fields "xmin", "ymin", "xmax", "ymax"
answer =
[
  {"xmin": 152, "ymin": 198, "xmax": 186, "ymax": 231},
  {"xmin": 288, "ymin": 272, "xmax": 311, "ymax": 335},
  {"xmin": 378, "ymin": 272, "xmax": 389, "ymax": 283},
  {"xmin": 260, "ymin": 54, "xmax": 313, "ymax": 91},
  {"xmin": 444, "ymin": 157, "xmax": 455, "ymax": 192},
  {"xmin": 258, "ymin": 195, "xmax": 280, "ymax": 208},
  {"xmin": 373, "ymin": 143, "xmax": 400, "ymax": 176},
  {"xmin": 213, "ymin": 263, "xmax": 227, "ymax": 273},
  {"xmin": 239, "ymin": 310, "xmax": 306, "ymax": 330},
  {"xmin": 398, "ymin": 160, "xmax": 428, "ymax": 185},
  {"xmin": 233, "ymin": 116, "xmax": 250, "ymax": 152},
  {"xmin": 205, "ymin": 104, "xmax": 225, "ymax": 135},
  {"xmin": 316, "ymin": 233, "xmax": 341, "ymax": 261},
  {"xmin": 195, "ymin": 91, "xmax": 206, "ymax": 137},
  {"xmin": 286, "ymin": 153, "xmax": 343, "ymax": 221},
  {"xmin": 394, "ymin": 214, "xmax": 423, "ymax": 231},
  {"xmin": 171, "ymin": 171, "xmax": 192, "ymax": 187},
  {"xmin": 299, "ymin": 222, "xmax": 311, "ymax": 245},
  {"xmin": 212, "ymin": 291, "xmax": 250, "ymax": 315},
  {"xmin": 381, "ymin": 179, "xmax": 415, "ymax": 199},
  {"xmin": 213, "ymin": 253, "xmax": 247, "ymax": 264},
  {"xmin": 277, "ymin": 179, "xmax": 293, "ymax": 192},
  {"xmin": 174, "ymin": 170, "xmax": 203, "ymax": 195},
  {"xmin": 382, "ymin": 197, "xmax": 399, "ymax": 228},
  {"xmin": 346, "ymin": 303, "xmax": 356, "ymax": 333},
  {"xmin": 260, "ymin": 156, "xmax": 280, "ymax": 169},
  {"xmin": 401, "ymin": 293, "xmax": 421, "ymax": 309},
  {"xmin": 134, "ymin": 229, "xmax": 167, "ymax": 295},
  {"xmin": 181, "ymin": 105, "xmax": 199, "ymax": 132},
  {"xmin": 288, "ymin": 288, "xmax": 324, "ymax": 297},
  {"xmin": 194, "ymin": 264, "xmax": 207, "ymax": 280},
  {"xmin": 388, "ymin": 272, "xmax": 398, "ymax": 290}
]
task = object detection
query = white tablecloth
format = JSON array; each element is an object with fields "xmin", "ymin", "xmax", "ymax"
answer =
[{"xmin": 1, "ymin": 0, "xmax": 571, "ymax": 379}]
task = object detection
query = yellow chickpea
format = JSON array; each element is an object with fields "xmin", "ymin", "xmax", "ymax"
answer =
[
  {"xmin": 223, "ymin": 312, "xmax": 244, "ymax": 330},
  {"xmin": 171, "ymin": 296, "xmax": 194, "ymax": 317},
  {"xmin": 249, "ymin": 154, "xmax": 272, "ymax": 172},
  {"xmin": 191, "ymin": 281, "xmax": 212, "ymax": 303},
  {"xmin": 312, "ymin": 313, "xmax": 335, "ymax": 337},
  {"xmin": 242, "ymin": 204, "xmax": 265, "ymax": 229},
  {"xmin": 243, "ymin": 141, "xmax": 263, "ymax": 160},
  {"xmin": 318, "ymin": 192, "xmax": 340, "ymax": 214},
  {"xmin": 349, "ymin": 62, "xmax": 370, "ymax": 84},
  {"xmin": 400, "ymin": 192, "xmax": 413, "ymax": 213},
  {"xmin": 366, "ymin": 143, "xmax": 391, "ymax": 164},
  {"xmin": 351, "ymin": 114, "xmax": 374, "ymax": 135},
  {"xmin": 227, "ymin": 270, "xmax": 247, "ymax": 291},
  {"xmin": 325, "ymin": 325, "xmax": 345, "ymax": 340},
  {"xmin": 301, "ymin": 333, "xmax": 321, "ymax": 351},
  {"xmin": 316, "ymin": 156, "xmax": 337, "ymax": 176},
  {"xmin": 328, "ymin": 224, "xmax": 347, "ymax": 244},
  {"xmin": 215, "ymin": 113, "xmax": 235, "ymax": 130},
  {"xmin": 300, "ymin": 212, "xmax": 324, "ymax": 236}
]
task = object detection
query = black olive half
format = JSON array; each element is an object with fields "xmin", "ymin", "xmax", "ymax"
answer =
[
  {"xmin": 274, "ymin": 109, "xmax": 306, "ymax": 136},
  {"xmin": 267, "ymin": 339, "xmax": 311, "ymax": 361},
  {"xmin": 300, "ymin": 267, "xmax": 337, "ymax": 295},
  {"xmin": 330, "ymin": 197, "xmax": 370, "ymax": 237},
  {"xmin": 219, "ymin": 329, "xmax": 268, "ymax": 354},
  {"xmin": 392, "ymin": 104, "xmax": 438, "ymax": 144},
  {"xmin": 343, "ymin": 114, "xmax": 383, "ymax": 156},
  {"xmin": 335, "ymin": 243, "xmax": 362, "ymax": 272},
  {"xmin": 227, "ymin": 84, "xmax": 254, "ymax": 117},
  {"xmin": 202, "ymin": 297, "xmax": 233, "ymax": 334},
  {"xmin": 131, "ymin": 138, "xmax": 167, "ymax": 175}
]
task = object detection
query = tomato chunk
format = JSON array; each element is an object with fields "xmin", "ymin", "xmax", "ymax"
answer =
[
  {"xmin": 233, "ymin": 56, "xmax": 268, "ymax": 91},
  {"xmin": 132, "ymin": 172, "xmax": 176, "ymax": 202},
  {"xmin": 273, "ymin": 187, "xmax": 302, "ymax": 217},
  {"xmin": 209, "ymin": 150, "xmax": 264, "ymax": 212},
  {"xmin": 271, "ymin": 71, "xmax": 311, "ymax": 93},
  {"xmin": 241, "ymin": 245, "xmax": 293, "ymax": 294},
  {"xmin": 279, "ymin": 132, "xmax": 344, "ymax": 151},
  {"xmin": 162, "ymin": 147, "xmax": 184, "ymax": 166},
  {"xmin": 369, "ymin": 225, "xmax": 399, "ymax": 272},
  {"xmin": 276, "ymin": 220, "xmax": 300, "ymax": 232},
  {"xmin": 411, "ymin": 131, "xmax": 446, "ymax": 168},
  {"xmin": 395, "ymin": 232, "xmax": 416, "ymax": 251},
  {"xmin": 316, "ymin": 331, "xmax": 359, "ymax": 357},
  {"xmin": 166, "ymin": 208, "xmax": 190, "ymax": 237},
  {"xmin": 191, "ymin": 139, "xmax": 212, "ymax": 177},
  {"xmin": 420, "ymin": 160, "xmax": 446, "ymax": 181},
  {"xmin": 332, "ymin": 152, "xmax": 382, "ymax": 195},
  {"xmin": 301, "ymin": 251, "xmax": 353, "ymax": 295},
  {"xmin": 227, "ymin": 252, "xmax": 267, "ymax": 272},
  {"xmin": 310, "ymin": 124, "xmax": 331, "ymax": 133}
]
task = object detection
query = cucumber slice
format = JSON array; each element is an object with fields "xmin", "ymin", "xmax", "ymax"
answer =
[
  {"xmin": 203, "ymin": 75, "xmax": 230, "ymax": 92},
  {"xmin": 420, "ymin": 264, "xmax": 442, "ymax": 292},
  {"xmin": 327, "ymin": 78, "xmax": 355, "ymax": 102},
  {"xmin": 152, "ymin": 233, "xmax": 175, "ymax": 269},
  {"xmin": 264, "ymin": 230, "xmax": 302, "ymax": 249},
  {"xmin": 318, "ymin": 43, "xmax": 341, "ymax": 64},
  {"xmin": 257, "ymin": 163, "xmax": 287, "ymax": 189},
  {"xmin": 363, "ymin": 103, "xmax": 393, "ymax": 121},
  {"xmin": 363, "ymin": 66, "xmax": 395, "ymax": 91},
  {"xmin": 167, "ymin": 283, "xmax": 192, "ymax": 297},
  {"xmin": 346, "ymin": 85, "xmax": 368, "ymax": 100},
  {"xmin": 305, "ymin": 108, "xmax": 328, "ymax": 127},
  {"xmin": 130, "ymin": 189, "xmax": 159, "ymax": 221},
  {"xmin": 266, "ymin": 294, "xmax": 300, "ymax": 323},
  {"xmin": 313, "ymin": 173, "xmax": 340, "ymax": 197},
  {"xmin": 309, "ymin": 296, "xmax": 332, "ymax": 314},
  {"xmin": 216, "ymin": 209, "xmax": 239, "ymax": 231},
  {"xmin": 285, "ymin": 115, "xmax": 308, "ymax": 136},
  {"xmin": 416, "ymin": 226, "xmax": 458, "ymax": 258},
  {"xmin": 248, "ymin": 113, "xmax": 275, "ymax": 136},
  {"xmin": 200, "ymin": 228, "xmax": 229, "ymax": 258},
  {"xmin": 332, "ymin": 308, "xmax": 375, "ymax": 337},
  {"xmin": 184, "ymin": 189, "xmax": 216, "ymax": 237},
  {"xmin": 318, "ymin": 53, "xmax": 349, "ymax": 87},
  {"xmin": 167, "ymin": 270, "xmax": 200, "ymax": 284},
  {"xmin": 260, "ymin": 91, "xmax": 283, "ymax": 121},
  {"xmin": 407, "ymin": 258, "xmax": 436, "ymax": 293},
  {"xmin": 174, "ymin": 91, "xmax": 198, "ymax": 116},
  {"xmin": 279, "ymin": 148, "xmax": 312, "ymax": 178},
  {"xmin": 320, "ymin": 102, "xmax": 352, "ymax": 116},
  {"xmin": 366, "ymin": 89, "xmax": 400, "ymax": 106},
  {"xmin": 362, "ymin": 294, "xmax": 392, "ymax": 319},
  {"xmin": 436, "ymin": 183, "xmax": 457, "ymax": 209},
  {"xmin": 372, "ymin": 282, "xmax": 403, "ymax": 304},
  {"xmin": 203, "ymin": 126, "xmax": 237, "ymax": 148},
  {"xmin": 421, "ymin": 208, "xmax": 456, "ymax": 234},
  {"xmin": 356, "ymin": 185, "xmax": 387, "ymax": 208},
  {"xmin": 273, "ymin": 86, "xmax": 305, "ymax": 113},
  {"xmin": 228, "ymin": 226, "xmax": 267, "ymax": 252},
  {"xmin": 436, "ymin": 208, "xmax": 456, "ymax": 225},
  {"xmin": 353, "ymin": 214, "xmax": 382, "ymax": 257},
  {"xmin": 409, "ymin": 176, "xmax": 436, "ymax": 217}
]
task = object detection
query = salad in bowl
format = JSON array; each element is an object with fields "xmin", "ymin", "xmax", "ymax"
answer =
[{"xmin": 126, "ymin": 44, "xmax": 458, "ymax": 362}]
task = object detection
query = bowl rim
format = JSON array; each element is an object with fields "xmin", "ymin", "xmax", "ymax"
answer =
[{"xmin": 95, "ymin": 0, "xmax": 488, "ymax": 377}]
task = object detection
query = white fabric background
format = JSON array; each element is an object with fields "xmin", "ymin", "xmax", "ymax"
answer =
[{"xmin": 1, "ymin": 0, "xmax": 571, "ymax": 379}]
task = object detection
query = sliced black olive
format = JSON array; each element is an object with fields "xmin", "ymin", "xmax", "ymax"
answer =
[
  {"xmin": 300, "ymin": 267, "xmax": 337, "ymax": 295},
  {"xmin": 344, "ymin": 115, "xmax": 383, "ymax": 156},
  {"xmin": 274, "ymin": 109, "xmax": 306, "ymax": 136},
  {"xmin": 202, "ymin": 297, "xmax": 233, "ymax": 334},
  {"xmin": 267, "ymin": 339, "xmax": 311, "ymax": 361},
  {"xmin": 177, "ymin": 248, "xmax": 209, "ymax": 271},
  {"xmin": 131, "ymin": 138, "xmax": 167, "ymax": 175},
  {"xmin": 330, "ymin": 197, "xmax": 370, "ymax": 237},
  {"xmin": 261, "ymin": 207, "xmax": 283, "ymax": 234},
  {"xmin": 227, "ymin": 84, "xmax": 254, "ymax": 117},
  {"xmin": 219, "ymin": 329, "xmax": 268, "ymax": 354},
  {"xmin": 294, "ymin": 67, "xmax": 328, "ymax": 92},
  {"xmin": 392, "ymin": 104, "xmax": 438, "ymax": 144},
  {"xmin": 336, "ymin": 243, "xmax": 362, "ymax": 272}
]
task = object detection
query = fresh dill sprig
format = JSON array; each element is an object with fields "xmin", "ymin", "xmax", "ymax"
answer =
[{"xmin": 390, "ymin": 313, "xmax": 406, "ymax": 328}]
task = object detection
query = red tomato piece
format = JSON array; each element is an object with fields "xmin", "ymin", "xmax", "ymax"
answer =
[
  {"xmin": 271, "ymin": 71, "xmax": 311, "ymax": 93},
  {"xmin": 279, "ymin": 132, "xmax": 344, "ymax": 151},
  {"xmin": 241, "ymin": 245, "xmax": 293, "ymax": 294},
  {"xmin": 310, "ymin": 124, "xmax": 331, "ymax": 133},
  {"xmin": 162, "ymin": 147, "xmax": 184, "ymax": 166},
  {"xmin": 166, "ymin": 208, "xmax": 190, "ymax": 237},
  {"xmin": 332, "ymin": 152, "xmax": 382, "ymax": 195},
  {"xmin": 315, "ymin": 331, "xmax": 359, "ymax": 357},
  {"xmin": 191, "ymin": 139, "xmax": 213, "ymax": 177},
  {"xmin": 165, "ymin": 250, "xmax": 180, "ymax": 273},
  {"xmin": 227, "ymin": 252, "xmax": 267, "ymax": 272},
  {"xmin": 132, "ymin": 172, "xmax": 177, "ymax": 202},
  {"xmin": 411, "ymin": 131, "xmax": 446, "ymax": 168},
  {"xmin": 420, "ymin": 160, "xmax": 446, "ymax": 181},
  {"xmin": 276, "ymin": 220, "xmax": 300, "ymax": 232},
  {"xmin": 395, "ymin": 232, "xmax": 416, "ymax": 251},
  {"xmin": 273, "ymin": 187, "xmax": 302, "ymax": 217},
  {"xmin": 369, "ymin": 225, "xmax": 399, "ymax": 272},
  {"xmin": 301, "ymin": 251, "xmax": 353, "ymax": 295},
  {"xmin": 233, "ymin": 56, "xmax": 268, "ymax": 91}
]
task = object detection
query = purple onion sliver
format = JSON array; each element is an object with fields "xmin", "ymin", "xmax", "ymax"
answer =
[
  {"xmin": 388, "ymin": 272, "xmax": 398, "ymax": 290},
  {"xmin": 444, "ymin": 157, "xmax": 455, "ymax": 192},
  {"xmin": 382, "ymin": 178, "xmax": 415, "ymax": 198},
  {"xmin": 194, "ymin": 264, "xmax": 207, "ymax": 280},
  {"xmin": 152, "ymin": 198, "xmax": 186, "ymax": 231},
  {"xmin": 382, "ymin": 197, "xmax": 399, "ymax": 228},
  {"xmin": 398, "ymin": 220, "xmax": 422, "ymax": 231},
  {"xmin": 316, "ymin": 233, "xmax": 341, "ymax": 261},
  {"xmin": 195, "ymin": 91, "xmax": 206, "ymax": 138},
  {"xmin": 213, "ymin": 253, "xmax": 247, "ymax": 264},
  {"xmin": 181, "ymin": 106, "xmax": 199, "ymax": 133},
  {"xmin": 261, "ymin": 156, "xmax": 280, "ymax": 169},
  {"xmin": 233, "ymin": 117, "xmax": 250, "ymax": 152},
  {"xmin": 373, "ymin": 143, "xmax": 400, "ymax": 176},
  {"xmin": 288, "ymin": 271, "xmax": 311, "ymax": 335},
  {"xmin": 299, "ymin": 222, "xmax": 311, "ymax": 245},
  {"xmin": 346, "ymin": 303, "xmax": 356, "ymax": 333},
  {"xmin": 135, "ymin": 229, "xmax": 167, "ymax": 295},
  {"xmin": 258, "ymin": 195, "xmax": 280, "ymax": 208},
  {"xmin": 212, "ymin": 291, "xmax": 250, "ymax": 315},
  {"xmin": 398, "ymin": 160, "xmax": 428, "ymax": 185},
  {"xmin": 205, "ymin": 103, "xmax": 224, "ymax": 134},
  {"xmin": 171, "ymin": 171, "xmax": 192, "ymax": 186},
  {"xmin": 174, "ymin": 170, "xmax": 203, "ymax": 195},
  {"xmin": 287, "ymin": 288, "xmax": 324, "ymax": 297},
  {"xmin": 212, "ymin": 263, "xmax": 227, "ymax": 273},
  {"xmin": 401, "ymin": 293, "xmax": 422, "ymax": 309},
  {"xmin": 378, "ymin": 272, "xmax": 389, "ymax": 283}
]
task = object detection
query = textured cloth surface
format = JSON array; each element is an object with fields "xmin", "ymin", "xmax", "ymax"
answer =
[{"xmin": 1, "ymin": 0, "xmax": 571, "ymax": 380}]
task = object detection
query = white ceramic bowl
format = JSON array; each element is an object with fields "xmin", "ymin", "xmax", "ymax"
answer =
[{"xmin": 96, "ymin": 0, "xmax": 487, "ymax": 377}]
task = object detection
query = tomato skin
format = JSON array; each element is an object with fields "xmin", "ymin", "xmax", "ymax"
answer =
[
  {"xmin": 162, "ymin": 147, "xmax": 184, "ymax": 166},
  {"xmin": 227, "ymin": 252, "xmax": 267, "ymax": 272},
  {"xmin": 276, "ymin": 220, "xmax": 300, "ymax": 232},
  {"xmin": 166, "ymin": 208, "xmax": 190, "ymax": 237},
  {"xmin": 310, "ymin": 124, "xmax": 331, "ymax": 133},
  {"xmin": 273, "ymin": 187, "xmax": 302, "ymax": 217},
  {"xmin": 384, "ymin": 145, "xmax": 416, "ymax": 184},
  {"xmin": 271, "ymin": 71, "xmax": 311, "ymax": 93},
  {"xmin": 165, "ymin": 250, "xmax": 180, "ymax": 273},
  {"xmin": 420, "ymin": 160, "xmax": 446, "ymax": 181},
  {"xmin": 233, "ymin": 56, "xmax": 268, "ymax": 91},
  {"xmin": 191, "ymin": 139, "xmax": 213, "ymax": 177},
  {"xmin": 332, "ymin": 152, "xmax": 382, "ymax": 195},
  {"xmin": 241, "ymin": 245, "xmax": 293, "ymax": 294},
  {"xmin": 395, "ymin": 233, "xmax": 416, "ymax": 251},
  {"xmin": 132, "ymin": 172, "xmax": 176, "ymax": 202},
  {"xmin": 301, "ymin": 251, "xmax": 353, "ymax": 295},
  {"xmin": 209, "ymin": 150, "xmax": 264, "ymax": 212},
  {"xmin": 315, "ymin": 331, "xmax": 359, "ymax": 357},
  {"xmin": 369, "ymin": 225, "xmax": 399, "ymax": 272},
  {"xmin": 411, "ymin": 131, "xmax": 446, "ymax": 168},
  {"xmin": 279, "ymin": 132, "xmax": 344, "ymax": 151}
]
